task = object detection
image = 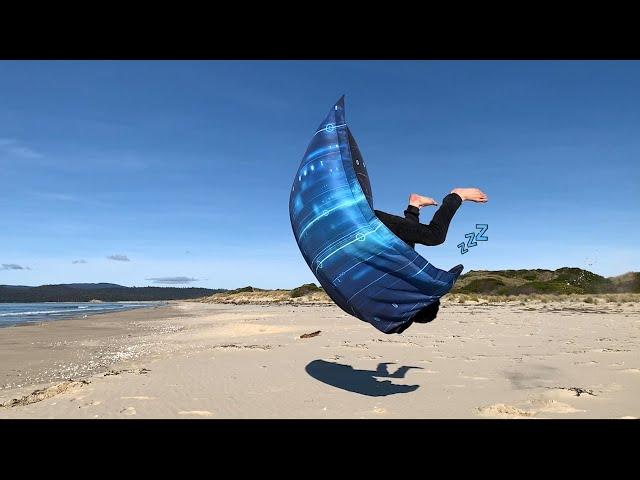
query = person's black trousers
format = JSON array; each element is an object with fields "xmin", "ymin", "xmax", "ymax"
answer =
[
  {"xmin": 374, "ymin": 192, "xmax": 462, "ymax": 249},
  {"xmin": 373, "ymin": 192, "xmax": 462, "ymax": 329}
]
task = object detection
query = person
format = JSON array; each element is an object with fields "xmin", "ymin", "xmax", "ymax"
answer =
[{"xmin": 374, "ymin": 188, "xmax": 488, "ymax": 328}]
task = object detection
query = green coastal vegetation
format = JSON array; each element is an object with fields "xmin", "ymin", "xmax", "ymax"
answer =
[
  {"xmin": 202, "ymin": 268, "xmax": 640, "ymax": 306},
  {"xmin": 451, "ymin": 268, "xmax": 639, "ymax": 295}
]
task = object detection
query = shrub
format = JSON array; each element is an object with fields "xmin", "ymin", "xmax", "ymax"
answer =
[
  {"xmin": 230, "ymin": 286, "xmax": 257, "ymax": 294},
  {"xmin": 458, "ymin": 278, "xmax": 505, "ymax": 294},
  {"xmin": 290, "ymin": 283, "xmax": 322, "ymax": 298}
]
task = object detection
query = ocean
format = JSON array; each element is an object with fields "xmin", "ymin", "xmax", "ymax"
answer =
[{"xmin": 0, "ymin": 302, "xmax": 163, "ymax": 328}]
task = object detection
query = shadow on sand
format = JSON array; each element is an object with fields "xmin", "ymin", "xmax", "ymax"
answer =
[{"xmin": 305, "ymin": 360, "xmax": 422, "ymax": 397}]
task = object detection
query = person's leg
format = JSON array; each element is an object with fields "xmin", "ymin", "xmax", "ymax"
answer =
[
  {"xmin": 374, "ymin": 204, "xmax": 421, "ymax": 248},
  {"xmin": 375, "ymin": 192, "xmax": 463, "ymax": 248}
]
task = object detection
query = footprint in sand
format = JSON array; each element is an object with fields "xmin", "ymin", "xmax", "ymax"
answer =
[
  {"xmin": 476, "ymin": 404, "xmax": 533, "ymax": 418},
  {"xmin": 476, "ymin": 396, "xmax": 584, "ymax": 418},
  {"xmin": 459, "ymin": 374, "xmax": 489, "ymax": 381},
  {"xmin": 528, "ymin": 397, "xmax": 584, "ymax": 414},
  {"xmin": 120, "ymin": 406, "xmax": 137, "ymax": 415},
  {"xmin": 178, "ymin": 410, "xmax": 214, "ymax": 416},
  {"xmin": 372, "ymin": 407, "xmax": 387, "ymax": 414}
]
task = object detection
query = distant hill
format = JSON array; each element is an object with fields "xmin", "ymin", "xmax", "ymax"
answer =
[
  {"xmin": 451, "ymin": 268, "xmax": 640, "ymax": 295},
  {"xmin": 62, "ymin": 283, "xmax": 125, "ymax": 290},
  {"xmin": 0, "ymin": 283, "xmax": 228, "ymax": 303}
]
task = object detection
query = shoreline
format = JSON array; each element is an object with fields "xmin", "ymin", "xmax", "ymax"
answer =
[
  {"xmin": 0, "ymin": 300, "xmax": 638, "ymax": 419},
  {"xmin": 0, "ymin": 303, "xmax": 178, "ymax": 394},
  {"xmin": 0, "ymin": 301, "xmax": 167, "ymax": 329}
]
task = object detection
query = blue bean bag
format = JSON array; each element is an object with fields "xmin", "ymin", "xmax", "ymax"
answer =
[{"xmin": 289, "ymin": 96, "xmax": 463, "ymax": 334}]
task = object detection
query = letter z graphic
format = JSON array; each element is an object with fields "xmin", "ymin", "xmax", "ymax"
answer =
[
  {"xmin": 465, "ymin": 232, "xmax": 477, "ymax": 248},
  {"xmin": 475, "ymin": 224, "xmax": 488, "ymax": 241}
]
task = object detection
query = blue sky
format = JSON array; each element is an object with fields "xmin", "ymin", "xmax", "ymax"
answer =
[{"xmin": 1, "ymin": 60, "xmax": 638, "ymax": 289}]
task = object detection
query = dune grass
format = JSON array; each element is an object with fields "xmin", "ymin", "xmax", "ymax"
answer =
[{"xmin": 443, "ymin": 293, "xmax": 640, "ymax": 305}]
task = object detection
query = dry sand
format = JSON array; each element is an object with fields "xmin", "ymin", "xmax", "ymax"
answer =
[{"xmin": 0, "ymin": 299, "xmax": 638, "ymax": 419}]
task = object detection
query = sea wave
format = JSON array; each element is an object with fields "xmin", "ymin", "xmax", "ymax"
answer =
[
  {"xmin": 0, "ymin": 302, "xmax": 156, "ymax": 326},
  {"xmin": 0, "ymin": 309, "xmax": 82, "ymax": 317}
]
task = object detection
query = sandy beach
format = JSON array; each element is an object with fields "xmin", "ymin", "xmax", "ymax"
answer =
[{"xmin": 0, "ymin": 299, "xmax": 638, "ymax": 419}]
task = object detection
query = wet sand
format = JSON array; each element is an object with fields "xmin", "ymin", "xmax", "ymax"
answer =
[{"xmin": 0, "ymin": 300, "xmax": 638, "ymax": 418}]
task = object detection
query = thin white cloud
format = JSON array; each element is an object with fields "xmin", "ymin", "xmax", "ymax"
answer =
[
  {"xmin": 146, "ymin": 276, "xmax": 200, "ymax": 285},
  {"xmin": 1, "ymin": 263, "xmax": 30, "ymax": 270},
  {"xmin": 28, "ymin": 191, "xmax": 81, "ymax": 203},
  {"xmin": 0, "ymin": 138, "xmax": 43, "ymax": 159},
  {"xmin": 107, "ymin": 254, "xmax": 130, "ymax": 262},
  {"xmin": 72, "ymin": 259, "xmax": 88, "ymax": 264},
  {"xmin": 30, "ymin": 191, "xmax": 113, "ymax": 208}
]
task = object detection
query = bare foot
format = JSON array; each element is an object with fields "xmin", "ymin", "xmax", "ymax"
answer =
[
  {"xmin": 450, "ymin": 188, "xmax": 488, "ymax": 203},
  {"xmin": 409, "ymin": 193, "xmax": 438, "ymax": 208}
]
